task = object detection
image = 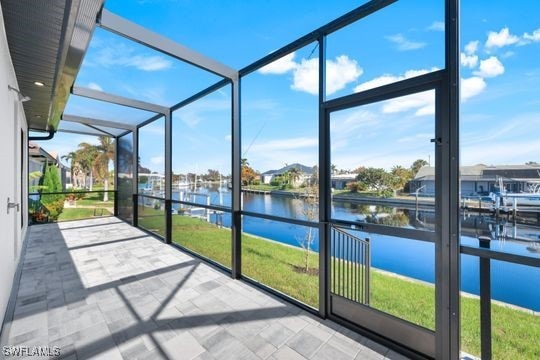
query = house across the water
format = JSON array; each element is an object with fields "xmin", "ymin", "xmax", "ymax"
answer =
[{"xmin": 410, "ymin": 164, "xmax": 540, "ymax": 196}]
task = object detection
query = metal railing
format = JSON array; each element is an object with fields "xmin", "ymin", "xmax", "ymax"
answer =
[
  {"xmin": 331, "ymin": 225, "xmax": 370, "ymax": 305},
  {"xmin": 461, "ymin": 240, "xmax": 540, "ymax": 359}
]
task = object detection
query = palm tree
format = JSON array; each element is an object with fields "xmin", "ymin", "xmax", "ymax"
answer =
[
  {"xmin": 75, "ymin": 143, "xmax": 98, "ymax": 191},
  {"xmin": 289, "ymin": 167, "xmax": 301, "ymax": 187},
  {"xmin": 93, "ymin": 136, "xmax": 115, "ymax": 201},
  {"xmin": 61, "ymin": 151, "xmax": 83, "ymax": 188}
]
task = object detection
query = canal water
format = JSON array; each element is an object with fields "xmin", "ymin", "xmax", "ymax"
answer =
[{"xmin": 169, "ymin": 185, "xmax": 540, "ymax": 311}]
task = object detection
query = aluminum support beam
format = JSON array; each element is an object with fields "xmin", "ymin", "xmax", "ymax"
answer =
[
  {"xmin": 62, "ymin": 114, "xmax": 136, "ymax": 131},
  {"xmin": 85, "ymin": 123, "xmax": 115, "ymax": 137},
  {"xmin": 137, "ymin": 114, "xmax": 163, "ymax": 130},
  {"xmin": 231, "ymin": 79, "xmax": 241, "ymax": 279},
  {"xmin": 318, "ymin": 35, "xmax": 330, "ymax": 318},
  {"xmin": 240, "ymin": 0, "xmax": 397, "ymax": 76},
  {"xmin": 98, "ymin": 9, "xmax": 237, "ymax": 80},
  {"xmin": 114, "ymin": 136, "xmax": 119, "ymax": 216},
  {"xmin": 133, "ymin": 128, "xmax": 139, "ymax": 227},
  {"xmin": 436, "ymin": 0, "xmax": 461, "ymax": 359},
  {"xmin": 72, "ymin": 86, "xmax": 168, "ymax": 114},
  {"xmin": 171, "ymin": 79, "xmax": 230, "ymax": 112},
  {"xmin": 56, "ymin": 128, "xmax": 110, "ymax": 137},
  {"xmin": 164, "ymin": 110, "xmax": 172, "ymax": 244}
]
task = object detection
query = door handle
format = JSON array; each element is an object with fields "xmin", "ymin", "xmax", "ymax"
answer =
[{"xmin": 7, "ymin": 197, "xmax": 20, "ymax": 214}]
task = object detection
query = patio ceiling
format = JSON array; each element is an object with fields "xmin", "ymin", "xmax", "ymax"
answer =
[
  {"xmin": 1, "ymin": 0, "xmax": 104, "ymax": 132},
  {"xmin": 1, "ymin": 0, "xmax": 236, "ymax": 137}
]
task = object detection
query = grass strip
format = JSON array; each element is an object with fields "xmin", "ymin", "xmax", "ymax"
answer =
[{"xmin": 138, "ymin": 210, "xmax": 540, "ymax": 359}]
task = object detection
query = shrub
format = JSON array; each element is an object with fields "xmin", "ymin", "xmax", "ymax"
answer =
[
  {"xmin": 39, "ymin": 163, "xmax": 64, "ymax": 220},
  {"xmin": 347, "ymin": 181, "xmax": 367, "ymax": 192},
  {"xmin": 347, "ymin": 182, "xmax": 359, "ymax": 192},
  {"xmin": 380, "ymin": 189, "xmax": 395, "ymax": 198}
]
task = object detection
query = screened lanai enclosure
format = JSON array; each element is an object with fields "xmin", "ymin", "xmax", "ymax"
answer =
[{"xmin": 5, "ymin": 0, "xmax": 540, "ymax": 359}]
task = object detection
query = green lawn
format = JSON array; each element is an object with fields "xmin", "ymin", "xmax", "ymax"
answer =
[
  {"xmin": 70, "ymin": 191, "xmax": 114, "ymax": 207},
  {"xmin": 137, "ymin": 210, "xmax": 539, "ymax": 359},
  {"xmin": 58, "ymin": 207, "xmax": 111, "ymax": 221}
]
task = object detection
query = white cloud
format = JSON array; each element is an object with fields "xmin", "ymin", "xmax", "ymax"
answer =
[
  {"xmin": 464, "ymin": 40, "xmax": 479, "ymax": 55},
  {"xmin": 150, "ymin": 156, "xmax": 164, "ymax": 166},
  {"xmin": 352, "ymin": 69, "xmax": 487, "ymax": 115},
  {"xmin": 353, "ymin": 69, "xmax": 439, "ymax": 117},
  {"xmin": 461, "ymin": 76, "xmax": 486, "ymax": 101},
  {"xmin": 291, "ymin": 58, "xmax": 318, "ymax": 95},
  {"xmin": 382, "ymin": 90, "xmax": 435, "ymax": 117},
  {"xmin": 173, "ymin": 98, "xmax": 231, "ymax": 128},
  {"xmin": 386, "ymin": 33, "xmax": 426, "ymax": 51},
  {"xmin": 259, "ymin": 52, "xmax": 297, "ymax": 74},
  {"xmin": 523, "ymin": 28, "xmax": 540, "ymax": 43},
  {"xmin": 249, "ymin": 137, "xmax": 317, "ymax": 153},
  {"xmin": 330, "ymin": 109, "xmax": 379, "ymax": 146},
  {"xmin": 473, "ymin": 56, "xmax": 505, "ymax": 78},
  {"xmin": 87, "ymin": 82, "xmax": 103, "ymax": 91},
  {"xmin": 259, "ymin": 53, "xmax": 362, "ymax": 96},
  {"xmin": 225, "ymin": 134, "xmax": 232, "ymax": 142},
  {"xmin": 354, "ymin": 68, "xmax": 438, "ymax": 93},
  {"xmin": 397, "ymin": 133, "xmax": 434, "ymax": 143},
  {"xmin": 326, "ymin": 56, "xmax": 363, "ymax": 95},
  {"xmin": 485, "ymin": 27, "xmax": 519, "ymax": 49},
  {"xmin": 92, "ymin": 43, "xmax": 172, "ymax": 72},
  {"xmin": 129, "ymin": 55, "xmax": 172, "ymax": 71},
  {"xmin": 501, "ymin": 51, "xmax": 515, "ymax": 59},
  {"xmin": 462, "ymin": 114, "xmax": 540, "ymax": 165},
  {"xmin": 461, "ymin": 53, "xmax": 479, "ymax": 68},
  {"xmin": 428, "ymin": 21, "xmax": 444, "ymax": 32},
  {"xmin": 120, "ymin": 83, "xmax": 168, "ymax": 105},
  {"xmin": 246, "ymin": 137, "xmax": 318, "ymax": 171}
]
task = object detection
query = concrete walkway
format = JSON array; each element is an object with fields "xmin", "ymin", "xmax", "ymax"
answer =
[{"xmin": 0, "ymin": 217, "xmax": 406, "ymax": 360}]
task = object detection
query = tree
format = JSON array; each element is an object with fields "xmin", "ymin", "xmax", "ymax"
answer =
[
  {"xmin": 39, "ymin": 163, "xmax": 64, "ymax": 220},
  {"xmin": 61, "ymin": 151, "xmax": 83, "ymax": 188},
  {"xmin": 310, "ymin": 165, "xmax": 319, "ymax": 186},
  {"xmin": 289, "ymin": 167, "xmax": 301, "ymax": 187},
  {"xmin": 410, "ymin": 159, "xmax": 429, "ymax": 176},
  {"xmin": 390, "ymin": 165, "xmax": 413, "ymax": 192},
  {"xmin": 75, "ymin": 137, "xmax": 114, "ymax": 201},
  {"xmin": 206, "ymin": 169, "xmax": 220, "ymax": 182},
  {"xmin": 75, "ymin": 142, "xmax": 98, "ymax": 191},
  {"xmin": 295, "ymin": 185, "xmax": 319, "ymax": 273},
  {"xmin": 241, "ymin": 158, "xmax": 258, "ymax": 186},
  {"xmin": 93, "ymin": 136, "xmax": 115, "ymax": 201},
  {"xmin": 356, "ymin": 167, "xmax": 392, "ymax": 193}
]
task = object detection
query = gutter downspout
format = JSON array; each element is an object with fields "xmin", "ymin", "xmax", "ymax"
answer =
[{"xmin": 28, "ymin": 130, "xmax": 55, "ymax": 141}]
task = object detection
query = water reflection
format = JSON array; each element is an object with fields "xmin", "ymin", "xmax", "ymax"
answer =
[
  {"xmin": 151, "ymin": 185, "xmax": 540, "ymax": 252},
  {"xmin": 140, "ymin": 186, "xmax": 539, "ymax": 309}
]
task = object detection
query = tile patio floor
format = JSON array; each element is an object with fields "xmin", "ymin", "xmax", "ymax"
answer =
[{"xmin": 0, "ymin": 217, "xmax": 408, "ymax": 360}]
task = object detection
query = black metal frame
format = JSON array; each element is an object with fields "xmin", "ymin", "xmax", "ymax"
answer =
[
  {"xmin": 109, "ymin": 0, "xmax": 460, "ymax": 357},
  {"xmin": 322, "ymin": 77, "xmax": 442, "ymax": 358},
  {"xmin": 37, "ymin": 0, "xmax": 539, "ymax": 358}
]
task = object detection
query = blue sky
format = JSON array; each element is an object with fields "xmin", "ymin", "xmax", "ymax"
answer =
[{"xmin": 41, "ymin": 0, "xmax": 540, "ymax": 175}]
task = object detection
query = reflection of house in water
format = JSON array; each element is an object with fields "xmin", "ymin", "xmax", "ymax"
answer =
[
  {"xmin": 410, "ymin": 164, "xmax": 540, "ymax": 196},
  {"xmin": 28, "ymin": 142, "xmax": 71, "ymax": 191}
]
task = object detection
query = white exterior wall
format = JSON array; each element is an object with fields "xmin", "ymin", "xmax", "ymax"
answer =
[{"xmin": 0, "ymin": 6, "xmax": 28, "ymax": 328}]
